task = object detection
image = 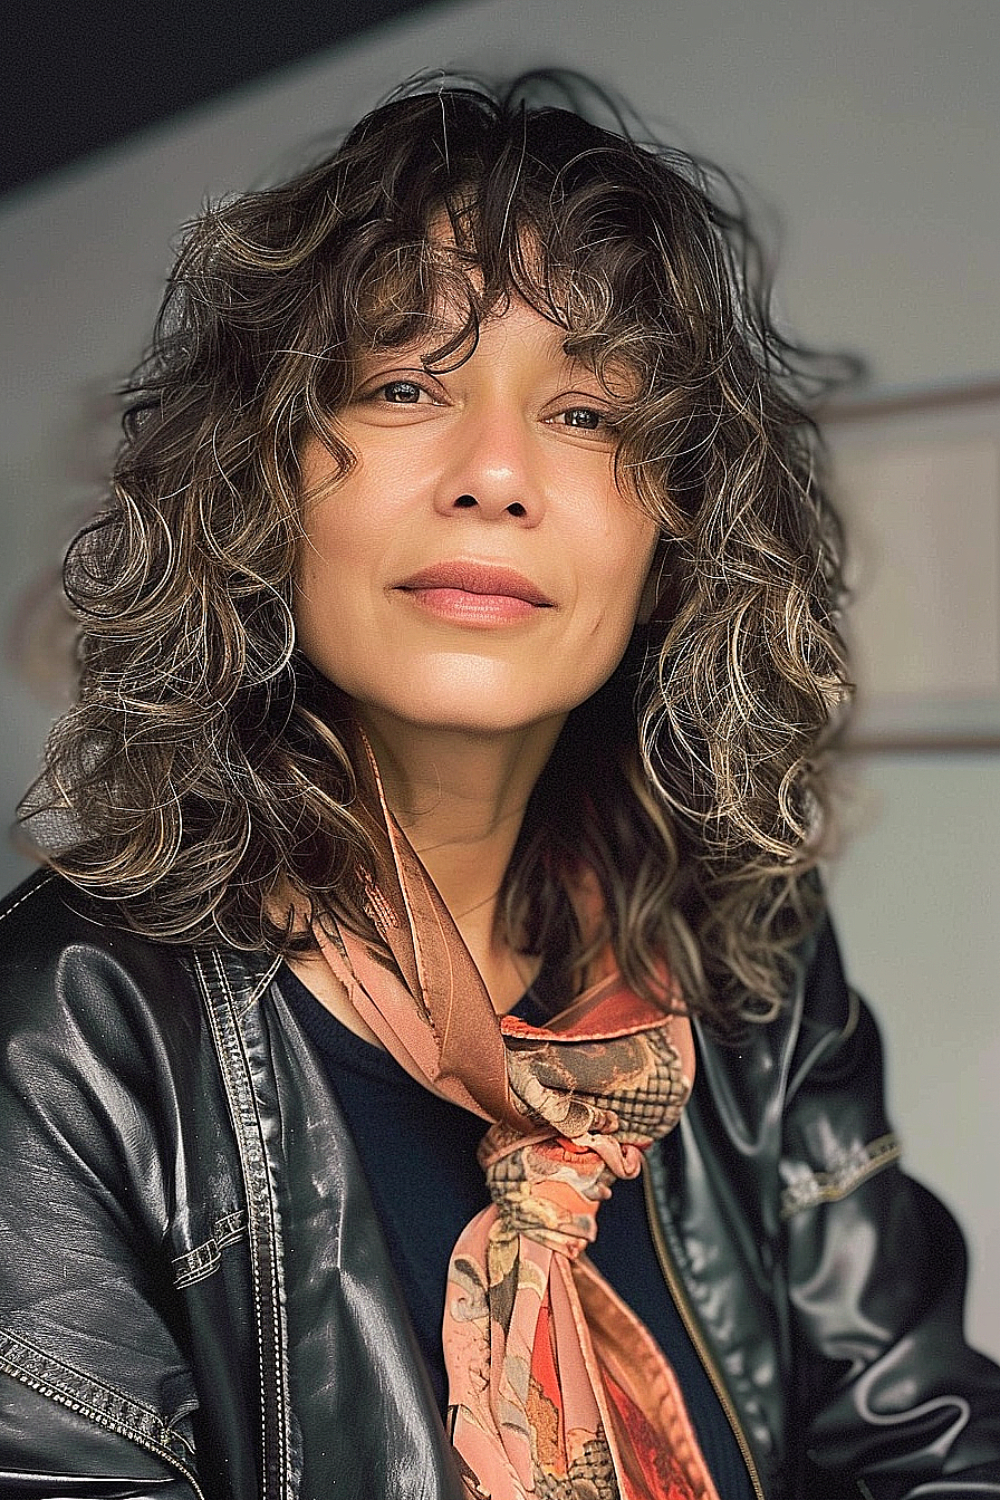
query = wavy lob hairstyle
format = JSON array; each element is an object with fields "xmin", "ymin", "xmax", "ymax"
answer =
[{"xmin": 22, "ymin": 74, "xmax": 853, "ymax": 1029}]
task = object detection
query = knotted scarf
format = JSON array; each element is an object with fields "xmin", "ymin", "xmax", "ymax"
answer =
[{"xmin": 313, "ymin": 766, "xmax": 720, "ymax": 1500}]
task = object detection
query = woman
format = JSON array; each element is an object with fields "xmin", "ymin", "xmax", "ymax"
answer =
[{"xmin": 1, "ymin": 76, "xmax": 998, "ymax": 1500}]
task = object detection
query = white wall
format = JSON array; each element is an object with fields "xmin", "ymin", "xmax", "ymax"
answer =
[{"xmin": 2, "ymin": 0, "xmax": 998, "ymax": 1355}]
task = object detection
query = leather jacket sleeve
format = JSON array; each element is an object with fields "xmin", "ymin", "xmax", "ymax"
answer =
[
  {"xmin": 0, "ymin": 874, "xmax": 467, "ymax": 1500},
  {"xmin": 783, "ymin": 920, "xmax": 1000, "ymax": 1496}
]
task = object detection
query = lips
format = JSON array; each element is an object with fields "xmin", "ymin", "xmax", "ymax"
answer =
[{"xmin": 395, "ymin": 561, "xmax": 554, "ymax": 607}]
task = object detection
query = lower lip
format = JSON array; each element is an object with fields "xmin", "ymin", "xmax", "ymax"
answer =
[{"xmin": 398, "ymin": 587, "xmax": 547, "ymax": 625}]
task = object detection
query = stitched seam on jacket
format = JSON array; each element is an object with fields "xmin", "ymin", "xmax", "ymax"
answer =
[
  {"xmin": 0, "ymin": 873, "xmax": 55, "ymax": 928},
  {"xmin": 194, "ymin": 950, "xmax": 292, "ymax": 1499},
  {"xmin": 780, "ymin": 1132, "xmax": 902, "ymax": 1219},
  {"xmin": 0, "ymin": 1327, "xmax": 204, "ymax": 1490},
  {"xmin": 246, "ymin": 953, "xmax": 284, "ymax": 1010},
  {"xmin": 196, "ymin": 953, "xmax": 273, "ymax": 1485},
  {"xmin": 213, "ymin": 954, "xmax": 293, "ymax": 1494},
  {"xmin": 172, "ymin": 1208, "xmax": 249, "ymax": 1289}
]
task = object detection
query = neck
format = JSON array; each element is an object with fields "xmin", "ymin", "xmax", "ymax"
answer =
[{"xmin": 359, "ymin": 709, "xmax": 565, "ymax": 1011}]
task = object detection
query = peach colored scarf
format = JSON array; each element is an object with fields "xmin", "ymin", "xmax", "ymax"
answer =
[{"xmin": 315, "ymin": 775, "xmax": 720, "ymax": 1500}]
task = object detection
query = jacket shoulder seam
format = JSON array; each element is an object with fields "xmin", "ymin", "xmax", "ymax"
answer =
[{"xmin": 0, "ymin": 871, "xmax": 55, "ymax": 930}]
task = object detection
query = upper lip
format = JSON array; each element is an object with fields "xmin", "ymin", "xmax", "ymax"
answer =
[{"xmin": 395, "ymin": 561, "xmax": 554, "ymax": 606}]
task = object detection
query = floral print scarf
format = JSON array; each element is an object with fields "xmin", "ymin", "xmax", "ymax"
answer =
[{"xmin": 314, "ymin": 770, "xmax": 721, "ymax": 1500}]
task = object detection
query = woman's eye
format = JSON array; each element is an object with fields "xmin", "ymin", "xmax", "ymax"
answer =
[
  {"xmin": 380, "ymin": 380, "xmax": 425, "ymax": 404},
  {"xmin": 562, "ymin": 407, "xmax": 603, "ymax": 429},
  {"xmin": 352, "ymin": 375, "xmax": 442, "ymax": 412},
  {"xmin": 554, "ymin": 405, "xmax": 615, "ymax": 432}
]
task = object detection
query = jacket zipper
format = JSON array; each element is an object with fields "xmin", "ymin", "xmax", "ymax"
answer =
[{"xmin": 640, "ymin": 1159, "xmax": 767, "ymax": 1500}]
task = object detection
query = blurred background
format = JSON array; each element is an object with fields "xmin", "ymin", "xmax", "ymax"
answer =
[{"xmin": 3, "ymin": 0, "xmax": 998, "ymax": 1355}]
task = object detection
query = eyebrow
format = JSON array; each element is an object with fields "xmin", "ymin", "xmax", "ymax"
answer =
[{"xmin": 359, "ymin": 321, "xmax": 599, "ymax": 366}]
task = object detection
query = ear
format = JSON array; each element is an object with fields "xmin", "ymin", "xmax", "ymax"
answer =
[{"xmin": 636, "ymin": 541, "xmax": 667, "ymax": 626}]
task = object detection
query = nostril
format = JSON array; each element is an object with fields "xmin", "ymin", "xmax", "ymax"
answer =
[
  {"xmin": 506, "ymin": 503, "xmax": 526, "ymax": 518},
  {"xmin": 454, "ymin": 494, "xmax": 478, "ymax": 509}
]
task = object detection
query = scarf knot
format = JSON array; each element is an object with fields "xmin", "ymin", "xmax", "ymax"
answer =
[{"xmin": 481, "ymin": 1130, "xmax": 616, "ymax": 1261}]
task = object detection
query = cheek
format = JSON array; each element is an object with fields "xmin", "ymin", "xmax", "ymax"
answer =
[
  {"xmin": 595, "ymin": 522, "xmax": 659, "ymax": 631},
  {"xmin": 293, "ymin": 510, "xmax": 369, "ymax": 674},
  {"xmin": 296, "ymin": 476, "xmax": 386, "ymax": 606},
  {"xmin": 567, "ymin": 532, "xmax": 657, "ymax": 702}
]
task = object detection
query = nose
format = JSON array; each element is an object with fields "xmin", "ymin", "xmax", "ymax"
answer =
[{"xmin": 433, "ymin": 406, "xmax": 543, "ymax": 525}]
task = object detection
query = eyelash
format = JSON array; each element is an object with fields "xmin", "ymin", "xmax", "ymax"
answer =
[{"xmin": 363, "ymin": 378, "xmax": 616, "ymax": 432}]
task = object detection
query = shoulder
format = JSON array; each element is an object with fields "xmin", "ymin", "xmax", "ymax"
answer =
[
  {"xmin": 0, "ymin": 866, "xmax": 193, "ymax": 978},
  {"xmin": 0, "ymin": 868, "xmax": 202, "ymax": 1062},
  {"xmin": 689, "ymin": 910, "xmax": 861, "ymax": 1128},
  {"xmin": 712, "ymin": 912, "xmax": 856, "ymax": 1056}
]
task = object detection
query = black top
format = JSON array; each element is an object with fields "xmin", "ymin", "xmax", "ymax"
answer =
[{"xmin": 278, "ymin": 963, "xmax": 754, "ymax": 1498}]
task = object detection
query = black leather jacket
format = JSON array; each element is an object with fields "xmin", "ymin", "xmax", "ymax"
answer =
[{"xmin": 0, "ymin": 870, "xmax": 998, "ymax": 1499}]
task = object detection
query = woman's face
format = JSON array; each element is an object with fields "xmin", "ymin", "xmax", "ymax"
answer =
[{"xmin": 294, "ymin": 300, "xmax": 658, "ymax": 741}]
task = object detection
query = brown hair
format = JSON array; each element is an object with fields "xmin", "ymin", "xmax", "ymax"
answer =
[{"xmin": 21, "ymin": 74, "xmax": 854, "ymax": 1028}]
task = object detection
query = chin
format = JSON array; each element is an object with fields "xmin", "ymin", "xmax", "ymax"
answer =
[
  {"xmin": 348, "ymin": 660, "xmax": 568, "ymax": 735},
  {"xmin": 382, "ymin": 698, "xmax": 561, "ymax": 737},
  {"xmin": 333, "ymin": 653, "xmax": 620, "ymax": 742}
]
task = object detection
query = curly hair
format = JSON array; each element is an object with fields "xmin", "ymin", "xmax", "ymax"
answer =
[{"xmin": 20, "ymin": 73, "xmax": 854, "ymax": 1028}]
